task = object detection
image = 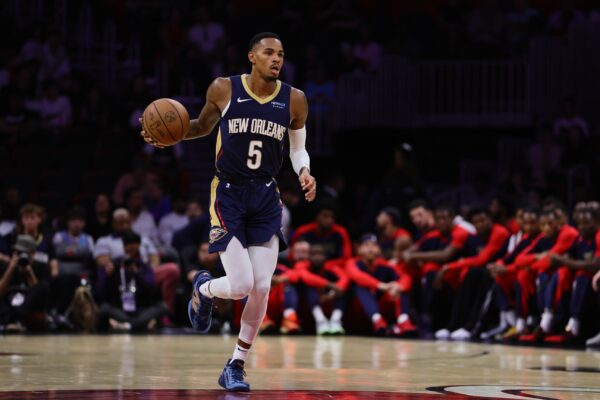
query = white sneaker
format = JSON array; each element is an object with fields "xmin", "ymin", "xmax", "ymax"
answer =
[
  {"xmin": 540, "ymin": 310, "xmax": 554, "ymax": 333},
  {"xmin": 435, "ymin": 329, "xmax": 450, "ymax": 340},
  {"xmin": 586, "ymin": 331, "xmax": 600, "ymax": 347},
  {"xmin": 450, "ymin": 328, "xmax": 471, "ymax": 341},
  {"xmin": 328, "ymin": 320, "xmax": 345, "ymax": 335},
  {"xmin": 316, "ymin": 320, "xmax": 330, "ymax": 335}
]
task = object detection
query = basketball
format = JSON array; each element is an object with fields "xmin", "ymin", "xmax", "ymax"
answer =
[{"xmin": 142, "ymin": 98, "xmax": 190, "ymax": 146}]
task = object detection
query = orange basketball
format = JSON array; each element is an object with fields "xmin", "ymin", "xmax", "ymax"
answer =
[{"xmin": 142, "ymin": 98, "xmax": 190, "ymax": 146}]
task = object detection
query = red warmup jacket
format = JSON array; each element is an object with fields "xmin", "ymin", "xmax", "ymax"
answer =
[
  {"xmin": 289, "ymin": 222, "xmax": 353, "ymax": 265},
  {"xmin": 345, "ymin": 257, "xmax": 401, "ymax": 291},
  {"xmin": 275, "ymin": 264, "xmax": 300, "ymax": 284},
  {"xmin": 417, "ymin": 225, "xmax": 470, "ymax": 251},
  {"xmin": 512, "ymin": 225, "xmax": 579, "ymax": 273},
  {"xmin": 446, "ymin": 224, "xmax": 510, "ymax": 271},
  {"xmin": 293, "ymin": 260, "xmax": 350, "ymax": 290}
]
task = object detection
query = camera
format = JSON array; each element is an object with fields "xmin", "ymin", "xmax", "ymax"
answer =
[
  {"xmin": 122, "ymin": 256, "xmax": 135, "ymax": 268},
  {"xmin": 17, "ymin": 252, "xmax": 30, "ymax": 268}
]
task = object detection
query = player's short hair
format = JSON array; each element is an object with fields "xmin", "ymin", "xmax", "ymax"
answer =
[
  {"xmin": 249, "ymin": 32, "xmax": 281, "ymax": 51},
  {"xmin": 539, "ymin": 209, "xmax": 558, "ymax": 220},
  {"xmin": 380, "ymin": 207, "xmax": 402, "ymax": 226},
  {"xmin": 542, "ymin": 196, "xmax": 567, "ymax": 214},
  {"xmin": 521, "ymin": 206, "xmax": 540, "ymax": 217},
  {"xmin": 408, "ymin": 199, "xmax": 431, "ymax": 212},
  {"xmin": 314, "ymin": 199, "xmax": 338, "ymax": 216},
  {"xmin": 468, "ymin": 205, "xmax": 491, "ymax": 220},
  {"xmin": 435, "ymin": 204, "xmax": 456, "ymax": 216}
]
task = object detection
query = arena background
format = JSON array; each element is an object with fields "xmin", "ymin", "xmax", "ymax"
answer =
[{"xmin": 1, "ymin": 1, "xmax": 600, "ymax": 399}]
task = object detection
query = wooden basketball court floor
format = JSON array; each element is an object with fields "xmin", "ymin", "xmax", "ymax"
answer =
[{"xmin": 1, "ymin": 335, "xmax": 599, "ymax": 399}]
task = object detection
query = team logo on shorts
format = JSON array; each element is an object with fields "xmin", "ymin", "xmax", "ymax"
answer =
[{"xmin": 209, "ymin": 227, "xmax": 228, "ymax": 244}]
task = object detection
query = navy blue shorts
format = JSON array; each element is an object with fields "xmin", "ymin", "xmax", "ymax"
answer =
[{"xmin": 208, "ymin": 175, "xmax": 287, "ymax": 254}]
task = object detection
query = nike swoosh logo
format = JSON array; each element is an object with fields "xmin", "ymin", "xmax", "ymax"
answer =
[
  {"xmin": 237, "ymin": 97, "xmax": 252, "ymax": 103},
  {"xmin": 266, "ymin": 181, "xmax": 273, "ymax": 187}
]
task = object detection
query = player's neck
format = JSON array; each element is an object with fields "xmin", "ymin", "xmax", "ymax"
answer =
[{"xmin": 246, "ymin": 70, "xmax": 278, "ymax": 98}]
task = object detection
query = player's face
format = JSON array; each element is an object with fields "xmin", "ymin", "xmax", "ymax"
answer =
[
  {"xmin": 292, "ymin": 241, "xmax": 310, "ymax": 261},
  {"xmin": 434, "ymin": 210, "xmax": 453, "ymax": 234},
  {"xmin": 309, "ymin": 247, "xmax": 326, "ymax": 268},
  {"xmin": 539, "ymin": 215, "xmax": 559, "ymax": 237},
  {"xmin": 198, "ymin": 243, "xmax": 217, "ymax": 266},
  {"xmin": 520, "ymin": 212, "xmax": 539, "ymax": 236},
  {"xmin": 359, "ymin": 241, "xmax": 380, "ymax": 262},
  {"xmin": 471, "ymin": 213, "xmax": 492, "ymax": 235},
  {"xmin": 376, "ymin": 212, "xmax": 391, "ymax": 230},
  {"xmin": 577, "ymin": 213, "xmax": 596, "ymax": 237},
  {"xmin": 249, "ymin": 38, "xmax": 284, "ymax": 81},
  {"xmin": 316, "ymin": 210, "xmax": 335, "ymax": 231},
  {"xmin": 410, "ymin": 207, "xmax": 432, "ymax": 231}
]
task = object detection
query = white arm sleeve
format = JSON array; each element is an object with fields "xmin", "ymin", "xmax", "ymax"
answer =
[{"xmin": 288, "ymin": 126, "xmax": 310, "ymax": 175}]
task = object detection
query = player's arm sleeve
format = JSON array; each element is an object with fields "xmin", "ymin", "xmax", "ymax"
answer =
[
  {"xmin": 345, "ymin": 259, "xmax": 381, "ymax": 291},
  {"xmin": 446, "ymin": 230, "xmax": 508, "ymax": 271},
  {"xmin": 298, "ymin": 269, "xmax": 330, "ymax": 289},
  {"xmin": 288, "ymin": 126, "xmax": 310, "ymax": 175}
]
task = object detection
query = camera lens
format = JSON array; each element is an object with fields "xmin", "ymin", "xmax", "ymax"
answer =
[{"xmin": 17, "ymin": 252, "xmax": 29, "ymax": 267}]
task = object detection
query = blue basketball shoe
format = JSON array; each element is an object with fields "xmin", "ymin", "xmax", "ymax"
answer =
[
  {"xmin": 187, "ymin": 270, "xmax": 214, "ymax": 333},
  {"xmin": 218, "ymin": 359, "xmax": 250, "ymax": 392}
]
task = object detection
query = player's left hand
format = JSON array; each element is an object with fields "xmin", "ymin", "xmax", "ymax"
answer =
[{"xmin": 299, "ymin": 169, "xmax": 316, "ymax": 202}]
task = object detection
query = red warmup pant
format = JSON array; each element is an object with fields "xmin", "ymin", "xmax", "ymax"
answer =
[
  {"xmin": 494, "ymin": 269, "xmax": 518, "ymax": 309},
  {"xmin": 154, "ymin": 263, "xmax": 181, "ymax": 315},
  {"xmin": 516, "ymin": 266, "xmax": 578, "ymax": 317}
]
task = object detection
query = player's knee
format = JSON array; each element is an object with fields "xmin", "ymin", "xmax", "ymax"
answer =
[
  {"xmin": 229, "ymin": 279, "xmax": 254, "ymax": 299},
  {"xmin": 252, "ymin": 282, "xmax": 271, "ymax": 298}
]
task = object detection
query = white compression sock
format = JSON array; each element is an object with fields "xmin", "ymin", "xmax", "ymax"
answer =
[
  {"xmin": 238, "ymin": 235, "xmax": 279, "ymax": 344},
  {"xmin": 371, "ymin": 313, "xmax": 383, "ymax": 323},
  {"xmin": 312, "ymin": 306, "xmax": 326, "ymax": 323},
  {"xmin": 200, "ymin": 237, "xmax": 254, "ymax": 300},
  {"xmin": 283, "ymin": 308, "xmax": 296, "ymax": 318},
  {"xmin": 232, "ymin": 344, "xmax": 250, "ymax": 362}
]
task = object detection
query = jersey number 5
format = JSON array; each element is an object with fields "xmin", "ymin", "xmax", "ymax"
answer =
[{"xmin": 247, "ymin": 140, "xmax": 263, "ymax": 170}]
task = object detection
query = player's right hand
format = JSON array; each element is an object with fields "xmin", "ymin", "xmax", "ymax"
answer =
[{"xmin": 139, "ymin": 117, "xmax": 166, "ymax": 149}]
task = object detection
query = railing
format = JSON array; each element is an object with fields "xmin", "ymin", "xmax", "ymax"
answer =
[{"xmin": 335, "ymin": 57, "xmax": 530, "ymax": 129}]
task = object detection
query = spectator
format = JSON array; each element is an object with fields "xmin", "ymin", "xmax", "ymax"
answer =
[
  {"xmin": 211, "ymin": 44, "xmax": 245, "ymax": 79},
  {"xmin": 158, "ymin": 198, "xmax": 191, "ymax": 246},
  {"xmin": 87, "ymin": 194, "xmax": 113, "ymax": 241},
  {"xmin": 1, "ymin": 204, "xmax": 58, "ymax": 282},
  {"xmin": 53, "ymin": 207, "xmax": 94, "ymax": 254},
  {"xmin": 346, "ymin": 234, "xmax": 417, "ymax": 336},
  {"xmin": 290, "ymin": 201, "xmax": 352, "ymax": 265},
  {"xmin": 505, "ymin": 0, "xmax": 541, "ymax": 55},
  {"xmin": 95, "ymin": 231, "xmax": 168, "ymax": 332},
  {"xmin": 125, "ymin": 188, "xmax": 160, "ymax": 246},
  {"xmin": 112, "ymin": 160, "xmax": 159, "ymax": 206},
  {"xmin": 553, "ymin": 97, "xmax": 589, "ymax": 139},
  {"xmin": 0, "ymin": 188, "xmax": 20, "ymax": 236},
  {"xmin": 467, "ymin": 0, "xmax": 504, "ymax": 56},
  {"xmin": 123, "ymin": 76, "xmax": 152, "ymax": 130},
  {"xmin": 38, "ymin": 31, "xmax": 71, "ymax": 82},
  {"xmin": 548, "ymin": 0, "xmax": 586, "ymax": 36},
  {"xmin": 0, "ymin": 91, "xmax": 39, "ymax": 139},
  {"xmin": 94, "ymin": 209, "xmax": 180, "ymax": 323},
  {"xmin": 529, "ymin": 123, "xmax": 562, "ymax": 188},
  {"xmin": 187, "ymin": 6, "xmax": 225, "ymax": 58},
  {"xmin": 305, "ymin": 67, "xmax": 336, "ymax": 115},
  {"xmin": 27, "ymin": 80, "xmax": 72, "ymax": 131},
  {"xmin": 352, "ymin": 26, "xmax": 383, "ymax": 71},
  {"xmin": 0, "ymin": 235, "xmax": 51, "ymax": 332},
  {"xmin": 185, "ymin": 241, "xmax": 222, "ymax": 285}
]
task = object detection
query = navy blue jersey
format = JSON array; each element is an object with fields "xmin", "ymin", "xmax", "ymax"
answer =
[
  {"xmin": 569, "ymin": 233, "xmax": 598, "ymax": 260},
  {"xmin": 216, "ymin": 74, "xmax": 292, "ymax": 180}
]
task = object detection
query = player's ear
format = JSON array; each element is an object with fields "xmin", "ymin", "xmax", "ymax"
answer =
[{"xmin": 248, "ymin": 51, "xmax": 255, "ymax": 65}]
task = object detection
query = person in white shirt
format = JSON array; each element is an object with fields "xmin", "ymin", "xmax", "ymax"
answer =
[
  {"xmin": 158, "ymin": 199, "xmax": 190, "ymax": 246},
  {"xmin": 187, "ymin": 6, "xmax": 224, "ymax": 57},
  {"xmin": 125, "ymin": 188, "xmax": 159, "ymax": 246}
]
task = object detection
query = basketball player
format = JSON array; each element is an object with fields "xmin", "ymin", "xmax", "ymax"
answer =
[{"xmin": 141, "ymin": 32, "xmax": 316, "ymax": 392}]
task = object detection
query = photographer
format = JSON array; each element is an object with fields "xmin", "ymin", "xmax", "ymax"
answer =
[
  {"xmin": 0, "ymin": 235, "xmax": 51, "ymax": 332},
  {"xmin": 95, "ymin": 231, "xmax": 168, "ymax": 332}
]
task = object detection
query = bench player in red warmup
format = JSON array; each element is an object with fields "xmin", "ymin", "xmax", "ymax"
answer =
[{"xmin": 142, "ymin": 32, "xmax": 316, "ymax": 392}]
